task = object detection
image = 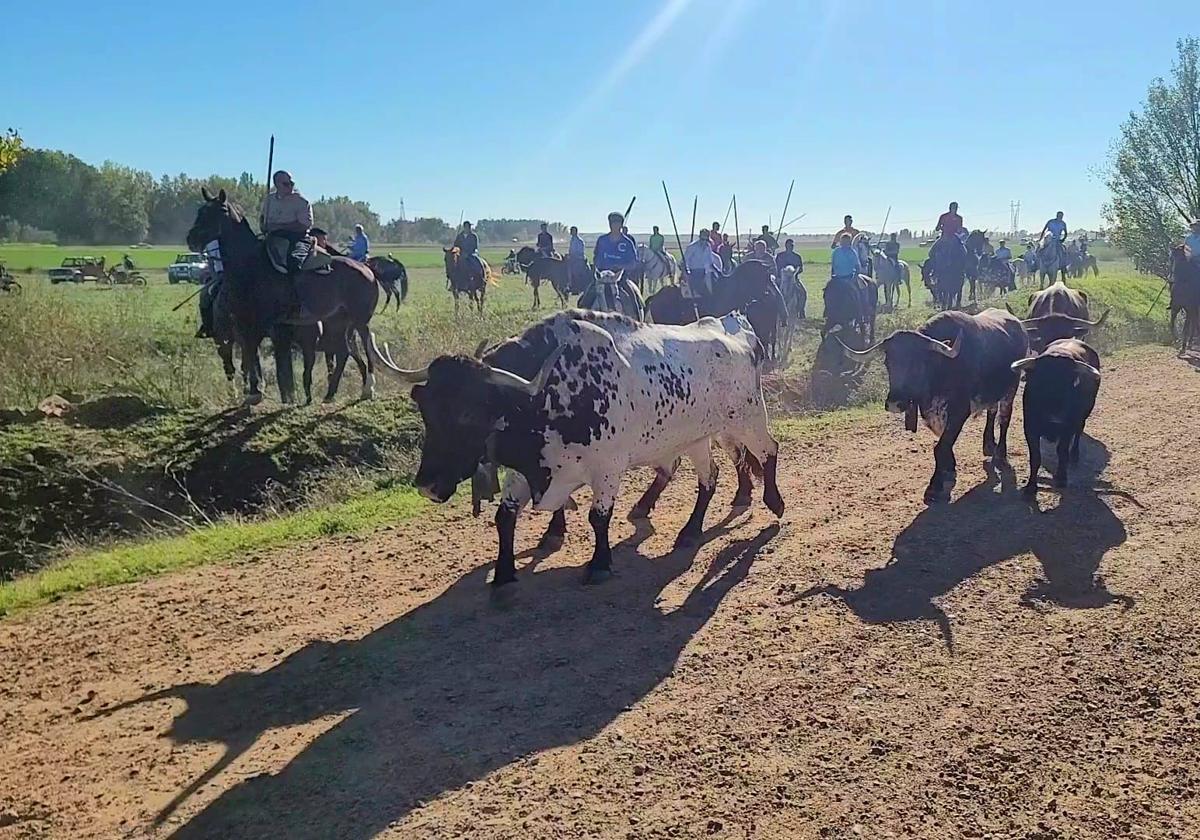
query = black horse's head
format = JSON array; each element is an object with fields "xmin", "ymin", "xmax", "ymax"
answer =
[{"xmin": 186, "ymin": 187, "xmax": 244, "ymax": 252}]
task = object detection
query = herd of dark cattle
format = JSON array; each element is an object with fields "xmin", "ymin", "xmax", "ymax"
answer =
[{"xmin": 377, "ymin": 278, "xmax": 1119, "ymax": 592}]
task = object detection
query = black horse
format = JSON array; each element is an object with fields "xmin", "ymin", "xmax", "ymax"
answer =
[
  {"xmin": 443, "ymin": 248, "xmax": 488, "ymax": 315},
  {"xmin": 646, "ymin": 260, "xmax": 784, "ymax": 326},
  {"xmin": 186, "ymin": 188, "xmax": 381, "ymax": 405},
  {"xmin": 366, "ymin": 255, "xmax": 408, "ymax": 309},
  {"xmin": 821, "ymin": 274, "xmax": 877, "ymax": 345},
  {"xmin": 922, "ymin": 239, "xmax": 969, "ymax": 310}
]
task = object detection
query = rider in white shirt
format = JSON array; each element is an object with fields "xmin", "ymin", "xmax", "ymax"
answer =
[
  {"xmin": 684, "ymin": 230, "xmax": 722, "ymax": 297},
  {"xmin": 1184, "ymin": 220, "xmax": 1200, "ymax": 267}
]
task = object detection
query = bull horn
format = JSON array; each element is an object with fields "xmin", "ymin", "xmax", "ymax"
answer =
[
  {"xmin": 484, "ymin": 344, "xmax": 565, "ymax": 397},
  {"xmin": 834, "ymin": 335, "xmax": 887, "ymax": 362},
  {"xmin": 1091, "ymin": 308, "xmax": 1110, "ymax": 328},
  {"xmin": 1010, "ymin": 356, "xmax": 1038, "ymax": 373},
  {"xmin": 1075, "ymin": 360, "xmax": 1101, "ymax": 383},
  {"xmin": 926, "ymin": 331, "xmax": 962, "ymax": 359},
  {"xmin": 473, "ymin": 339, "xmax": 489, "ymax": 359},
  {"xmin": 369, "ymin": 332, "xmax": 430, "ymax": 383},
  {"xmin": 1004, "ymin": 302, "xmax": 1016, "ymax": 315}
]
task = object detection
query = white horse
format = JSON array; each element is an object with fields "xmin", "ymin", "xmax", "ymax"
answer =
[
  {"xmin": 851, "ymin": 233, "xmax": 873, "ymax": 277},
  {"xmin": 638, "ymin": 244, "xmax": 676, "ymax": 295},
  {"xmin": 1035, "ymin": 232, "xmax": 1065, "ymax": 289},
  {"xmin": 871, "ymin": 247, "xmax": 911, "ymax": 310}
]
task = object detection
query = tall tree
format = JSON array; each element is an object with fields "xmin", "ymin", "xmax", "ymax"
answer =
[
  {"xmin": 1105, "ymin": 38, "xmax": 1200, "ymax": 279},
  {"xmin": 0, "ymin": 129, "xmax": 23, "ymax": 174}
]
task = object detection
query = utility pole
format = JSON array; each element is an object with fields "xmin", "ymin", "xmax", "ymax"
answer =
[
  {"xmin": 1010, "ymin": 200, "xmax": 1021, "ymax": 236},
  {"xmin": 399, "ymin": 197, "xmax": 406, "ymax": 222}
]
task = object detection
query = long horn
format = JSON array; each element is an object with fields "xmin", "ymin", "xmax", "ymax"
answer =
[
  {"xmin": 1075, "ymin": 360, "xmax": 1101, "ymax": 383},
  {"xmin": 1020, "ymin": 312, "xmax": 1107, "ymax": 331},
  {"xmin": 1004, "ymin": 302, "xmax": 1016, "ymax": 315},
  {"xmin": 1091, "ymin": 308, "xmax": 1110, "ymax": 328},
  {"xmin": 484, "ymin": 344, "xmax": 565, "ymax": 396},
  {"xmin": 926, "ymin": 331, "xmax": 962, "ymax": 359},
  {"xmin": 1011, "ymin": 356, "xmax": 1038, "ymax": 373},
  {"xmin": 369, "ymin": 331, "xmax": 429, "ymax": 382},
  {"xmin": 834, "ymin": 335, "xmax": 887, "ymax": 362}
]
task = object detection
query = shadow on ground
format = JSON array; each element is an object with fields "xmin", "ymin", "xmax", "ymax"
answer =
[
  {"xmin": 795, "ymin": 436, "xmax": 1133, "ymax": 649},
  {"xmin": 97, "ymin": 521, "xmax": 779, "ymax": 839}
]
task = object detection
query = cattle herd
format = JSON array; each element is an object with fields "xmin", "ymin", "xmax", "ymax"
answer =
[{"xmin": 371, "ymin": 277, "xmax": 1111, "ymax": 592}]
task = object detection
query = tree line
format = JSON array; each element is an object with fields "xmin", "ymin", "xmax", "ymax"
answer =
[{"xmin": 0, "ymin": 144, "xmax": 565, "ymax": 247}]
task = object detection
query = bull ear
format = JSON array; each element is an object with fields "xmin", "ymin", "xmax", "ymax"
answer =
[
  {"xmin": 928, "ymin": 331, "xmax": 962, "ymax": 359},
  {"xmin": 201, "ymin": 186, "xmax": 213, "ymax": 202},
  {"xmin": 1011, "ymin": 356, "xmax": 1037, "ymax": 373},
  {"xmin": 217, "ymin": 189, "xmax": 227, "ymax": 203}
]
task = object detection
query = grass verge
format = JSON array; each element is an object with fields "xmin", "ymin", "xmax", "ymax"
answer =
[{"xmin": 0, "ymin": 484, "xmax": 426, "ymax": 617}]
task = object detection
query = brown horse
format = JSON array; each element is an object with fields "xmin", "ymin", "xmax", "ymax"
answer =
[
  {"xmin": 1169, "ymin": 245, "xmax": 1200, "ymax": 355},
  {"xmin": 443, "ymin": 247, "xmax": 488, "ymax": 315},
  {"xmin": 186, "ymin": 187, "xmax": 381, "ymax": 405}
]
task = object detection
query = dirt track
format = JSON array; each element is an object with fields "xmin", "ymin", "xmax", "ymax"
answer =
[{"xmin": 2, "ymin": 346, "xmax": 1199, "ymax": 839}]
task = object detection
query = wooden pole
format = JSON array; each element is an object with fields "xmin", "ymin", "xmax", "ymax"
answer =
[
  {"xmin": 623, "ymin": 196, "xmax": 637, "ymax": 226},
  {"xmin": 721, "ymin": 194, "xmax": 735, "ymax": 230},
  {"xmin": 877, "ymin": 206, "xmax": 892, "ymax": 241},
  {"xmin": 733, "ymin": 194, "xmax": 740, "ymax": 252},
  {"xmin": 662, "ymin": 181, "xmax": 685, "ymax": 261},
  {"xmin": 262, "ymin": 134, "xmax": 274, "ymax": 232},
  {"xmin": 775, "ymin": 178, "xmax": 794, "ymax": 241},
  {"xmin": 689, "ymin": 196, "xmax": 698, "ymax": 242}
]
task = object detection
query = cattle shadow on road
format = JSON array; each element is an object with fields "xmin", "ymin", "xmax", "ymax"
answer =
[
  {"xmin": 102, "ymin": 522, "xmax": 779, "ymax": 839},
  {"xmin": 795, "ymin": 436, "xmax": 1132, "ymax": 650}
]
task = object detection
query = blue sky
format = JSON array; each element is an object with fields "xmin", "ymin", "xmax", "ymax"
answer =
[{"xmin": 3, "ymin": 1, "xmax": 1192, "ymax": 234}]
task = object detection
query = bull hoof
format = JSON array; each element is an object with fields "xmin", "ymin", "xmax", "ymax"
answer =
[
  {"xmin": 536, "ymin": 531, "xmax": 565, "ymax": 553},
  {"xmin": 244, "ymin": 392, "xmax": 263, "ymax": 407},
  {"xmin": 584, "ymin": 567, "xmax": 613, "ymax": 586},
  {"xmin": 765, "ymin": 491, "xmax": 785, "ymax": 518}
]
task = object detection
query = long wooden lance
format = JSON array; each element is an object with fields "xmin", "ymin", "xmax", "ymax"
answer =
[
  {"xmin": 690, "ymin": 195, "xmax": 698, "ymax": 243},
  {"xmin": 721, "ymin": 194, "xmax": 735, "ymax": 230},
  {"xmin": 261, "ymin": 134, "xmax": 274, "ymax": 232},
  {"xmin": 733, "ymin": 194, "xmax": 740, "ymax": 252},
  {"xmin": 662, "ymin": 181, "xmax": 685, "ymax": 261},
  {"xmin": 774, "ymin": 178, "xmax": 795, "ymax": 242}
]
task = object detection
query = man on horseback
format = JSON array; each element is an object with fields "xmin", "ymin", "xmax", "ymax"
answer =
[
  {"xmin": 881, "ymin": 232, "xmax": 900, "ymax": 272},
  {"xmin": 935, "ymin": 202, "xmax": 963, "ymax": 241},
  {"xmin": 649, "ymin": 225, "xmax": 666, "ymax": 257},
  {"xmin": 568, "ymin": 224, "xmax": 587, "ymax": 290},
  {"xmin": 759, "ymin": 224, "xmax": 779, "ymax": 252},
  {"xmin": 710, "ymin": 222, "xmax": 723, "ymax": 251},
  {"xmin": 583, "ymin": 211, "xmax": 641, "ymax": 311},
  {"xmin": 311, "ymin": 227, "xmax": 343, "ymax": 256},
  {"xmin": 1186, "ymin": 219, "xmax": 1200, "ymax": 269},
  {"xmin": 536, "ymin": 222, "xmax": 555, "ymax": 258},
  {"xmin": 261, "ymin": 170, "xmax": 314, "ymax": 276},
  {"xmin": 831, "ymin": 232, "xmax": 863, "ymax": 288},
  {"xmin": 776, "ymin": 238, "xmax": 804, "ymax": 276},
  {"xmin": 830, "ymin": 215, "xmax": 859, "ymax": 248},
  {"xmin": 1039, "ymin": 211, "xmax": 1068, "ymax": 245},
  {"xmin": 684, "ymin": 229, "xmax": 722, "ymax": 300},
  {"xmin": 719, "ymin": 234, "xmax": 734, "ymax": 272},
  {"xmin": 348, "ymin": 224, "xmax": 369, "ymax": 262}
]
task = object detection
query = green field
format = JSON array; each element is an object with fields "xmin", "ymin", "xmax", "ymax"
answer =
[{"xmin": 0, "ymin": 239, "xmax": 1171, "ymax": 607}]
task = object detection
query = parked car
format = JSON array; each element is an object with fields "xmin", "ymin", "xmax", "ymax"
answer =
[
  {"xmin": 167, "ymin": 252, "xmax": 211, "ymax": 284},
  {"xmin": 48, "ymin": 256, "xmax": 106, "ymax": 284}
]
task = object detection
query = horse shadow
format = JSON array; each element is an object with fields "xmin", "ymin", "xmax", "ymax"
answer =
[
  {"xmin": 795, "ymin": 437, "xmax": 1132, "ymax": 650},
  {"xmin": 98, "ymin": 523, "xmax": 779, "ymax": 839}
]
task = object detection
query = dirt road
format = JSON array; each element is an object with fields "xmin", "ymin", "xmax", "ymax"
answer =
[{"xmin": 2, "ymin": 347, "xmax": 1198, "ymax": 839}]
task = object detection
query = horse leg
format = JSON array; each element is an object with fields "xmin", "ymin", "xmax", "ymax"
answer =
[
  {"xmin": 218, "ymin": 340, "xmax": 235, "ymax": 381},
  {"xmin": 242, "ymin": 331, "xmax": 265, "ymax": 405},
  {"xmin": 299, "ymin": 330, "xmax": 317, "ymax": 406},
  {"xmin": 272, "ymin": 325, "xmax": 296, "ymax": 405}
]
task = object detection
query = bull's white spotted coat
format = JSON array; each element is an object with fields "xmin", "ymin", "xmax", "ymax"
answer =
[{"xmin": 502, "ymin": 312, "xmax": 776, "ymax": 516}]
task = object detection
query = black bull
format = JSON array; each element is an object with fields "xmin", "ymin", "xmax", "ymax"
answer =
[{"xmin": 838, "ymin": 308, "xmax": 1029, "ymax": 504}]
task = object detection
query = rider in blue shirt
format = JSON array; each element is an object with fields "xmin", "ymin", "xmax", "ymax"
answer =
[
  {"xmin": 587, "ymin": 211, "xmax": 641, "ymax": 312},
  {"xmin": 1040, "ymin": 211, "xmax": 1068, "ymax": 243},
  {"xmin": 831, "ymin": 233, "xmax": 863, "ymax": 279},
  {"xmin": 349, "ymin": 224, "xmax": 369, "ymax": 261}
]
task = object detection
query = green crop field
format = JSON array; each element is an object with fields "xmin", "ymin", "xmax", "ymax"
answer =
[{"xmin": 0, "ymin": 239, "xmax": 1172, "ymax": 606}]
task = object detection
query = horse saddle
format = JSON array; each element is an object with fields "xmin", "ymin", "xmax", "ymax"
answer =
[{"xmin": 265, "ymin": 234, "xmax": 332, "ymax": 276}]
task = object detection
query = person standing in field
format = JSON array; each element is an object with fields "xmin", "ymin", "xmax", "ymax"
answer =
[
  {"xmin": 830, "ymin": 215, "xmax": 860, "ymax": 248},
  {"xmin": 649, "ymin": 225, "xmax": 666, "ymax": 256}
]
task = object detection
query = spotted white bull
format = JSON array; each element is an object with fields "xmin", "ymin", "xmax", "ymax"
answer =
[{"xmin": 384, "ymin": 310, "xmax": 784, "ymax": 590}]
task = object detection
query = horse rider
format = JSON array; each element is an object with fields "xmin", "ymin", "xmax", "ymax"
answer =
[
  {"xmin": 1077, "ymin": 234, "xmax": 1090, "ymax": 261},
  {"xmin": 759, "ymin": 224, "xmax": 779, "ymax": 252},
  {"xmin": 621, "ymin": 225, "xmax": 636, "ymax": 244},
  {"xmin": 684, "ymin": 229, "xmax": 722, "ymax": 299},
  {"xmin": 881, "ymin": 232, "xmax": 901, "ymax": 272},
  {"xmin": 587, "ymin": 210, "xmax": 642, "ymax": 306},
  {"xmin": 775, "ymin": 238, "xmax": 804, "ymax": 276},
  {"xmin": 710, "ymin": 221, "xmax": 723, "ymax": 251},
  {"xmin": 1040, "ymin": 211, "xmax": 1068, "ymax": 246},
  {"xmin": 348, "ymin": 223, "xmax": 369, "ymax": 262},
  {"xmin": 1185, "ymin": 219, "xmax": 1200, "ymax": 269},
  {"xmin": 830, "ymin": 215, "xmax": 859, "ymax": 248},
  {"xmin": 536, "ymin": 222, "xmax": 555, "ymax": 258},
  {"xmin": 568, "ymin": 225, "xmax": 588, "ymax": 289},
  {"xmin": 1022, "ymin": 240, "xmax": 1038, "ymax": 266},
  {"xmin": 261, "ymin": 170, "xmax": 314, "ymax": 277},
  {"xmin": 719, "ymin": 234, "xmax": 734, "ymax": 272},
  {"xmin": 452, "ymin": 221, "xmax": 482, "ymax": 289},
  {"xmin": 311, "ymin": 227, "xmax": 344, "ymax": 256},
  {"xmin": 935, "ymin": 202, "xmax": 964, "ymax": 242},
  {"xmin": 195, "ymin": 239, "xmax": 225, "ymax": 339},
  {"xmin": 982, "ymin": 235, "xmax": 995, "ymax": 257},
  {"xmin": 649, "ymin": 225, "xmax": 666, "ymax": 257},
  {"xmin": 122, "ymin": 253, "xmax": 135, "ymax": 271},
  {"xmin": 831, "ymin": 232, "xmax": 863, "ymax": 289},
  {"xmin": 994, "ymin": 239, "xmax": 1015, "ymax": 286}
]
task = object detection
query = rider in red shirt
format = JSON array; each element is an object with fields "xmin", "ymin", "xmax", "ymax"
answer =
[{"xmin": 935, "ymin": 201, "xmax": 964, "ymax": 239}]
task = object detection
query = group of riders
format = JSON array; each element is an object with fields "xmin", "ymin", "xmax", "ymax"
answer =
[{"xmin": 194, "ymin": 169, "xmax": 1200, "ymax": 339}]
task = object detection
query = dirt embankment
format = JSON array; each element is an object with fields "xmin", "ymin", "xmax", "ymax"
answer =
[{"xmin": 1, "ymin": 347, "xmax": 1198, "ymax": 839}]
